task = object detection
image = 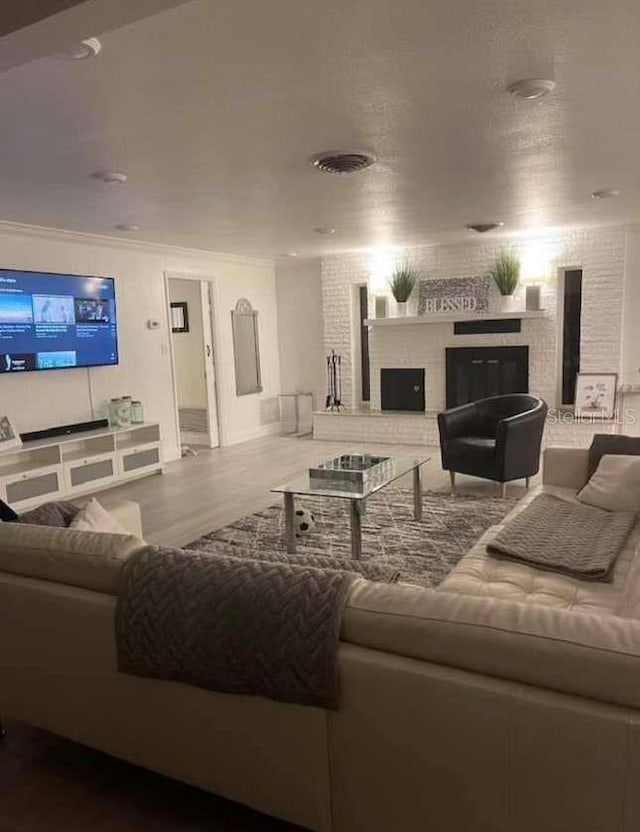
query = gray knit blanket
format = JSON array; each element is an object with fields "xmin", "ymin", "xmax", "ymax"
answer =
[
  {"xmin": 487, "ymin": 494, "xmax": 636, "ymax": 581},
  {"xmin": 115, "ymin": 546, "xmax": 356, "ymax": 709}
]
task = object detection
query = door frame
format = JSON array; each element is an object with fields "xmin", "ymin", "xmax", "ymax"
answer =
[{"xmin": 164, "ymin": 271, "xmax": 225, "ymax": 449}]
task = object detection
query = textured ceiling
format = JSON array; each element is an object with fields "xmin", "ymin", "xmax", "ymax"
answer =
[
  {"xmin": 0, "ymin": 0, "xmax": 639, "ymax": 257},
  {"xmin": 0, "ymin": 0, "xmax": 192, "ymax": 72}
]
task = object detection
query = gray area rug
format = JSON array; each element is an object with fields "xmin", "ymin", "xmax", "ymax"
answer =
[{"xmin": 188, "ymin": 488, "xmax": 519, "ymax": 588}]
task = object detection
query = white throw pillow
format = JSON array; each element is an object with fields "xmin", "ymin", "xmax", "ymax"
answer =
[
  {"xmin": 69, "ymin": 498, "xmax": 130, "ymax": 535},
  {"xmin": 577, "ymin": 454, "xmax": 640, "ymax": 512}
]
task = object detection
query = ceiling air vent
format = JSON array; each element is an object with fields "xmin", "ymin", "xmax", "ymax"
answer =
[{"xmin": 309, "ymin": 150, "xmax": 376, "ymax": 174}]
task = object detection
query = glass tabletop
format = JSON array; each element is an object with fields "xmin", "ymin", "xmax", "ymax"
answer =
[{"xmin": 271, "ymin": 452, "xmax": 431, "ymax": 501}]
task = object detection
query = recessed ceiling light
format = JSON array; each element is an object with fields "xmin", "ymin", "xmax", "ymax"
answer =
[
  {"xmin": 313, "ymin": 227, "xmax": 336, "ymax": 235},
  {"xmin": 309, "ymin": 150, "xmax": 377, "ymax": 174},
  {"xmin": 115, "ymin": 224, "xmax": 139, "ymax": 232},
  {"xmin": 506, "ymin": 78, "xmax": 555, "ymax": 100},
  {"xmin": 591, "ymin": 189, "xmax": 620, "ymax": 200},
  {"xmin": 93, "ymin": 170, "xmax": 128, "ymax": 184},
  {"xmin": 57, "ymin": 37, "xmax": 101, "ymax": 60},
  {"xmin": 465, "ymin": 222, "xmax": 504, "ymax": 233},
  {"xmin": 286, "ymin": 251, "xmax": 299, "ymax": 257}
]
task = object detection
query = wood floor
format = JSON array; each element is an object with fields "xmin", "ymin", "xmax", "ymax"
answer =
[
  {"xmin": 1, "ymin": 434, "xmax": 536, "ymax": 831},
  {"xmin": 95, "ymin": 434, "xmax": 534, "ymax": 545},
  {"xmin": 0, "ymin": 720, "xmax": 303, "ymax": 832}
]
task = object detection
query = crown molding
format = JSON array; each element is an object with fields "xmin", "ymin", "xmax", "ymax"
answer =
[{"xmin": 0, "ymin": 221, "xmax": 274, "ymax": 268}]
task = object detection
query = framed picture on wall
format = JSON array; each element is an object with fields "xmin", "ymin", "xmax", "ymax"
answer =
[
  {"xmin": 0, "ymin": 415, "xmax": 22, "ymax": 451},
  {"xmin": 574, "ymin": 373, "xmax": 618, "ymax": 419},
  {"xmin": 170, "ymin": 302, "xmax": 189, "ymax": 333}
]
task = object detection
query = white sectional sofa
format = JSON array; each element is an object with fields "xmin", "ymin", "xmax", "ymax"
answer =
[
  {"xmin": 2, "ymin": 448, "xmax": 640, "ymax": 832},
  {"xmin": 440, "ymin": 446, "xmax": 640, "ymax": 615}
]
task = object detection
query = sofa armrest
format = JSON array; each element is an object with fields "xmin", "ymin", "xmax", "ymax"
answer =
[
  {"xmin": 542, "ymin": 447, "xmax": 589, "ymax": 490},
  {"xmin": 0, "ymin": 522, "xmax": 145, "ymax": 594}
]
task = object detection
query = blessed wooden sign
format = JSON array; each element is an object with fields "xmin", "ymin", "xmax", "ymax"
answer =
[{"xmin": 418, "ymin": 276, "xmax": 490, "ymax": 316}]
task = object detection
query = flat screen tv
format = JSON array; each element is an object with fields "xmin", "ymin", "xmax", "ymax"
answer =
[{"xmin": 0, "ymin": 268, "xmax": 118, "ymax": 373}]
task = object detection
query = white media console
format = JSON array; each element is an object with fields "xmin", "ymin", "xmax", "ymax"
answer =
[{"xmin": 0, "ymin": 422, "xmax": 163, "ymax": 510}]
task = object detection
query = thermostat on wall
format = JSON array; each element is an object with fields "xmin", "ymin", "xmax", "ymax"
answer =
[{"xmin": 147, "ymin": 319, "xmax": 160, "ymax": 330}]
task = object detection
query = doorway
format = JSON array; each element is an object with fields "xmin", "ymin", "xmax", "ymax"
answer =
[{"xmin": 167, "ymin": 276, "xmax": 220, "ymax": 450}]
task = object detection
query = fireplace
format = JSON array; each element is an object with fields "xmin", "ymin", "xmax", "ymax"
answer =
[
  {"xmin": 445, "ymin": 346, "xmax": 529, "ymax": 408},
  {"xmin": 380, "ymin": 368, "xmax": 425, "ymax": 412}
]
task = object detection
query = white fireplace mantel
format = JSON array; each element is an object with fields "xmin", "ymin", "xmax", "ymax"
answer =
[{"xmin": 365, "ymin": 310, "xmax": 549, "ymax": 327}]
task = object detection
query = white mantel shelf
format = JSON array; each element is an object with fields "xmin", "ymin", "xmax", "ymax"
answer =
[{"xmin": 365, "ymin": 310, "xmax": 549, "ymax": 327}]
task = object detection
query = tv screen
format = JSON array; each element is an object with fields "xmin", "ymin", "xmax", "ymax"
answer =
[{"xmin": 0, "ymin": 269, "xmax": 118, "ymax": 373}]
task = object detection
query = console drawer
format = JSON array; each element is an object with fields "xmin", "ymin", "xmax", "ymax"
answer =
[{"xmin": 3, "ymin": 467, "xmax": 63, "ymax": 506}]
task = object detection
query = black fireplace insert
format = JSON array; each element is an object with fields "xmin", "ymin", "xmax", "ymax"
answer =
[
  {"xmin": 445, "ymin": 346, "xmax": 529, "ymax": 408},
  {"xmin": 380, "ymin": 368, "xmax": 425, "ymax": 412}
]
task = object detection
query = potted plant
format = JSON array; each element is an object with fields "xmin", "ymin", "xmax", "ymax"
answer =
[
  {"xmin": 388, "ymin": 263, "xmax": 419, "ymax": 316},
  {"xmin": 489, "ymin": 250, "xmax": 520, "ymax": 311}
]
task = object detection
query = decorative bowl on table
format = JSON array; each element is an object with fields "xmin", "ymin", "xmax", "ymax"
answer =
[{"xmin": 309, "ymin": 454, "xmax": 393, "ymax": 494}]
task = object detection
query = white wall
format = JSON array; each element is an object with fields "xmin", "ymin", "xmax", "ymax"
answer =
[
  {"xmin": 211, "ymin": 262, "xmax": 282, "ymax": 445},
  {"xmin": 322, "ymin": 225, "xmax": 628, "ymax": 411},
  {"xmin": 275, "ymin": 258, "xmax": 326, "ymax": 409},
  {"xmin": 0, "ymin": 223, "xmax": 280, "ymax": 459},
  {"xmin": 168, "ymin": 278, "xmax": 207, "ymax": 410}
]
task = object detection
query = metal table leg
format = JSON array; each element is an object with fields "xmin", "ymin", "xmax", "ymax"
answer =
[
  {"xmin": 413, "ymin": 465, "xmax": 423, "ymax": 521},
  {"xmin": 284, "ymin": 492, "xmax": 296, "ymax": 553},
  {"xmin": 350, "ymin": 499, "xmax": 362, "ymax": 559}
]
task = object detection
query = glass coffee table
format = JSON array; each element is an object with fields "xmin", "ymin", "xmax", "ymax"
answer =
[{"xmin": 272, "ymin": 452, "xmax": 431, "ymax": 559}]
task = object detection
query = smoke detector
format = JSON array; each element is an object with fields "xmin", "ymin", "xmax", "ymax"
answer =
[
  {"xmin": 506, "ymin": 79, "xmax": 555, "ymax": 100},
  {"xmin": 57, "ymin": 38, "xmax": 102, "ymax": 60},
  {"xmin": 313, "ymin": 226, "xmax": 336, "ymax": 236},
  {"xmin": 309, "ymin": 150, "xmax": 376, "ymax": 174},
  {"xmin": 465, "ymin": 222, "xmax": 504, "ymax": 233},
  {"xmin": 93, "ymin": 170, "xmax": 128, "ymax": 184},
  {"xmin": 115, "ymin": 224, "xmax": 139, "ymax": 232}
]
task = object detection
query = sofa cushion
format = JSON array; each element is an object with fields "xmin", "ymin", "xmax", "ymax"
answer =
[
  {"xmin": 438, "ymin": 486, "xmax": 640, "ymax": 615},
  {"xmin": 69, "ymin": 498, "xmax": 130, "ymax": 535},
  {"xmin": 542, "ymin": 447, "xmax": 590, "ymax": 490},
  {"xmin": 577, "ymin": 454, "xmax": 640, "ymax": 512},
  {"xmin": 440, "ymin": 526, "xmax": 639, "ymax": 615},
  {"xmin": 341, "ymin": 578, "xmax": 640, "ymax": 710},
  {"xmin": 587, "ymin": 433, "xmax": 640, "ymax": 480},
  {"xmin": 0, "ymin": 522, "xmax": 145, "ymax": 594}
]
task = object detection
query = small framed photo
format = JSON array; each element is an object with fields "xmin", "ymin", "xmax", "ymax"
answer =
[
  {"xmin": 170, "ymin": 302, "xmax": 189, "ymax": 333},
  {"xmin": 0, "ymin": 415, "xmax": 22, "ymax": 451},
  {"xmin": 574, "ymin": 373, "xmax": 618, "ymax": 419}
]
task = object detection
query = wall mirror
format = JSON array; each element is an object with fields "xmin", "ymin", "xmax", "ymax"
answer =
[{"xmin": 232, "ymin": 298, "xmax": 262, "ymax": 395}]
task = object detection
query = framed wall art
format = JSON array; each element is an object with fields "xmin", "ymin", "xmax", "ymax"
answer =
[
  {"xmin": 170, "ymin": 302, "xmax": 189, "ymax": 333},
  {"xmin": 574, "ymin": 373, "xmax": 618, "ymax": 419}
]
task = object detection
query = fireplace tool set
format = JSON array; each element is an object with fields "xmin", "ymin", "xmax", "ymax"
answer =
[{"xmin": 325, "ymin": 350, "xmax": 343, "ymax": 411}]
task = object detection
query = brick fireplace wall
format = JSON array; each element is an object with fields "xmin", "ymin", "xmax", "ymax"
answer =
[{"xmin": 321, "ymin": 226, "xmax": 627, "ymax": 411}]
